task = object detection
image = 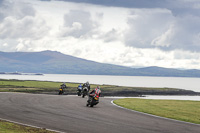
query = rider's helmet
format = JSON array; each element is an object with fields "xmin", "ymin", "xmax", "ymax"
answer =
[{"xmin": 97, "ymin": 86, "xmax": 100, "ymax": 89}]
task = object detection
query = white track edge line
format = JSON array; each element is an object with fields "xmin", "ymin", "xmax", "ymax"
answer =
[
  {"xmin": 0, "ymin": 117, "xmax": 65, "ymax": 133},
  {"xmin": 111, "ymin": 100, "xmax": 200, "ymax": 126}
]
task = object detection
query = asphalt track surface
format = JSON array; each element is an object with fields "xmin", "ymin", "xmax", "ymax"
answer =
[{"xmin": 0, "ymin": 93, "xmax": 200, "ymax": 133}]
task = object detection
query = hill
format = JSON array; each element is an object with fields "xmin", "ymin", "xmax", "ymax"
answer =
[{"xmin": 1, "ymin": 50, "xmax": 200, "ymax": 77}]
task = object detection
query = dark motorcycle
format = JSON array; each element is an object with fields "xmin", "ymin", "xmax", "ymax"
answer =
[
  {"xmin": 77, "ymin": 87, "xmax": 82, "ymax": 96},
  {"xmin": 82, "ymin": 87, "xmax": 88, "ymax": 98},
  {"xmin": 58, "ymin": 88, "xmax": 64, "ymax": 95},
  {"xmin": 86, "ymin": 95, "xmax": 99, "ymax": 107}
]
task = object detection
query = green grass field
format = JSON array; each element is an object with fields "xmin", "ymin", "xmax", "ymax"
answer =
[
  {"xmin": 0, "ymin": 79, "xmax": 81, "ymax": 93},
  {"xmin": 114, "ymin": 98, "xmax": 200, "ymax": 124},
  {"xmin": 0, "ymin": 120, "xmax": 54, "ymax": 133}
]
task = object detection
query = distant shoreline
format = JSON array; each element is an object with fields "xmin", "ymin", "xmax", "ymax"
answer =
[{"xmin": 0, "ymin": 72, "xmax": 43, "ymax": 75}]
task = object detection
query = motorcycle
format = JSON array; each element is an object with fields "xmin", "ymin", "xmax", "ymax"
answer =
[
  {"xmin": 58, "ymin": 88, "xmax": 64, "ymax": 95},
  {"xmin": 82, "ymin": 87, "xmax": 88, "ymax": 98},
  {"xmin": 77, "ymin": 87, "xmax": 82, "ymax": 96},
  {"xmin": 86, "ymin": 95, "xmax": 99, "ymax": 107}
]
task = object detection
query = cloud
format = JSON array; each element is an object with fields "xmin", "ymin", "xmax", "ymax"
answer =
[
  {"xmin": 0, "ymin": 0, "xmax": 50, "ymax": 52},
  {"xmin": 123, "ymin": 7, "xmax": 200, "ymax": 52},
  {"xmin": 54, "ymin": 0, "xmax": 200, "ymax": 16},
  {"xmin": 0, "ymin": 0, "xmax": 49, "ymax": 40},
  {"xmin": 155, "ymin": 14, "xmax": 200, "ymax": 52},
  {"xmin": 124, "ymin": 9, "xmax": 174, "ymax": 48},
  {"xmin": 170, "ymin": 15, "xmax": 200, "ymax": 51},
  {"xmin": 173, "ymin": 50, "xmax": 200, "ymax": 60},
  {"xmin": 0, "ymin": 16, "xmax": 49, "ymax": 40},
  {"xmin": 99, "ymin": 28, "xmax": 121, "ymax": 42},
  {"xmin": 55, "ymin": 0, "xmax": 200, "ymax": 53},
  {"xmin": 58, "ymin": 8, "xmax": 123, "ymax": 42},
  {"xmin": 60, "ymin": 10, "xmax": 97, "ymax": 38},
  {"xmin": 151, "ymin": 24, "xmax": 174, "ymax": 48},
  {"xmin": 0, "ymin": 0, "xmax": 35, "ymax": 21},
  {"xmin": 1, "ymin": 0, "xmax": 200, "ymax": 69},
  {"xmin": 52, "ymin": 0, "xmax": 168, "ymax": 8}
]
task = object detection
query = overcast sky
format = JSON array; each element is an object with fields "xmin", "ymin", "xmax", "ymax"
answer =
[{"xmin": 1, "ymin": 0, "xmax": 200, "ymax": 69}]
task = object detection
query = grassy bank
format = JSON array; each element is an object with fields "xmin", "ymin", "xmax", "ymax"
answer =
[
  {"xmin": 0, "ymin": 79, "xmax": 197, "ymax": 96},
  {"xmin": 0, "ymin": 120, "xmax": 54, "ymax": 133},
  {"xmin": 0, "ymin": 79, "xmax": 80, "ymax": 93},
  {"xmin": 114, "ymin": 98, "xmax": 200, "ymax": 124}
]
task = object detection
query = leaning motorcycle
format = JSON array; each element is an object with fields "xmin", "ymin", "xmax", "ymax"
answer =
[
  {"xmin": 77, "ymin": 87, "xmax": 82, "ymax": 96},
  {"xmin": 86, "ymin": 95, "xmax": 99, "ymax": 107},
  {"xmin": 82, "ymin": 87, "xmax": 88, "ymax": 98}
]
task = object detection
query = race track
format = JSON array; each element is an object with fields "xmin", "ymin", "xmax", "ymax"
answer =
[{"xmin": 0, "ymin": 92, "xmax": 199, "ymax": 133}]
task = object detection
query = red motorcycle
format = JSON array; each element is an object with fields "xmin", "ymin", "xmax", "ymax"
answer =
[{"xmin": 86, "ymin": 95, "xmax": 99, "ymax": 107}]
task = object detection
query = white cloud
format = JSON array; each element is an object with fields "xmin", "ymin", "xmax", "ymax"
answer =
[
  {"xmin": 16, "ymin": 39, "xmax": 33, "ymax": 51},
  {"xmin": 2, "ymin": 43, "xmax": 7, "ymax": 46},
  {"xmin": 169, "ymin": 14, "xmax": 200, "ymax": 51},
  {"xmin": 0, "ymin": 0, "xmax": 35, "ymax": 20},
  {"xmin": 0, "ymin": 16, "xmax": 49, "ymax": 39},
  {"xmin": 1, "ymin": 0, "xmax": 200, "ymax": 69},
  {"xmin": 59, "ymin": 10, "xmax": 98, "ymax": 38},
  {"xmin": 151, "ymin": 24, "xmax": 175, "ymax": 47},
  {"xmin": 124, "ymin": 8, "xmax": 174, "ymax": 48},
  {"xmin": 0, "ymin": 0, "xmax": 49, "ymax": 40},
  {"xmin": 124, "ymin": 8, "xmax": 200, "ymax": 52}
]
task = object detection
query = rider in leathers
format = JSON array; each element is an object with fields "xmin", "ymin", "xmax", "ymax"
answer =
[
  {"xmin": 82, "ymin": 81, "xmax": 90, "ymax": 92},
  {"xmin": 88, "ymin": 86, "xmax": 101, "ymax": 102},
  {"xmin": 60, "ymin": 82, "xmax": 67, "ymax": 93}
]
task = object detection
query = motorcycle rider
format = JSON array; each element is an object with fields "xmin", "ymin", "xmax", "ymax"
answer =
[
  {"xmin": 88, "ymin": 86, "xmax": 101, "ymax": 101},
  {"xmin": 77, "ymin": 84, "xmax": 82, "ymax": 90},
  {"xmin": 77, "ymin": 84, "xmax": 82, "ymax": 91},
  {"xmin": 82, "ymin": 81, "xmax": 90, "ymax": 91},
  {"xmin": 61, "ymin": 82, "xmax": 67, "ymax": 89},
  {"xmin": 77, "ymin": 84, "xmax": 82, "ymax": 96},
  {"xmin": 60, "ymin": 82, "xmax": 67, "ymax": 93}
]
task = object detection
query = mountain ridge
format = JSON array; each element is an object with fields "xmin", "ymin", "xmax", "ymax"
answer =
[{"xmin": 1, "ymin": 50, "xmax": 200, "ymax": 77}]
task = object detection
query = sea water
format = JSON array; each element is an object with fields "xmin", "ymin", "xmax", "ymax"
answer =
[{"xmin": 0, "ymin": 74, "xmax": 200, "ymax": 92}]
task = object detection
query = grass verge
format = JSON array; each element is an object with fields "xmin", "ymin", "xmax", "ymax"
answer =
[
  {"xmin": 114, "ymin": 98, "xmax": 200, "ymax": 124},
  {"xmin": 0, "ymin": 120, "xmax": 55, "ymax": 133},
  {"xmin": 0, "ymin": 79, "xmax": 188, "ymax": 95}
]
